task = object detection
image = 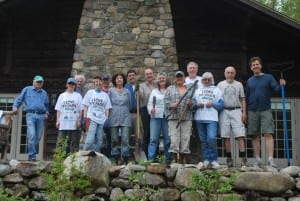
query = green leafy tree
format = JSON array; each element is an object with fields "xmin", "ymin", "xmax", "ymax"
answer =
[{"xmin": 256, "ymin": 0, "xmax": 300, "ymax": 22}]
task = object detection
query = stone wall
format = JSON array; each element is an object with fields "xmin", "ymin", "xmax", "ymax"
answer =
[
  {"xmin": 1, "ymin": 152, "xmax": 300, "ymax": 201},
  {"xmin": 72, "ymin": 0, "xmax": 178, "ymax": 86}
]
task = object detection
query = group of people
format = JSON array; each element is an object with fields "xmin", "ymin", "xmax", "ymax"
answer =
[{"xmin": 12, "ymin": 56, "xmax": 286, "ymax": 168}]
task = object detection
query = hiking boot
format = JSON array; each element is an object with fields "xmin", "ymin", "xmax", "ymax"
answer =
[
  {"xmin": 227, "ymin": 158, "xmax": 233, "ymax": 167},
  {"xmin": 203, "ymin": 160, "xmax": 210, "ymax": 169},
  {"xmin": 241, "ymin": 157, "xmax": 247, "ymax": 166},
  {"xmin": 253, "ymin": 159, "xmax": 262, "ymax": 168},
  {"xmin": 211, "ymin": 161, "xmax": 220, "ymax": 169},
  {"xmin": 267, "ymin": 158, "xmax": 277, "ymax": 168}
]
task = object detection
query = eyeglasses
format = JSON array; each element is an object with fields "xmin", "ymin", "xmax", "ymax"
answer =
[{"xmin": 202, "ymin": 78, "xmax": 211, "ymax": 81}]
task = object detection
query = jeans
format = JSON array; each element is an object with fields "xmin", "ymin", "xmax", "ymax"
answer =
[
  {"xmin": 196, "ymin": 121, "xmax": 218, "ymax": 162},
  {"xmin": 148, "ymin": 118, "xmax": 170, "ymax": 161},
  {"xmin": 26, "ymin": 113, "xmax": 45, "ymax": 161},
  {"xmin": 83, "ymin": 120, "xmax": 104, "ymax": 152},
  {"xmin": 111, "ymin": 126, "xmax": 130, "ymax": 158}
]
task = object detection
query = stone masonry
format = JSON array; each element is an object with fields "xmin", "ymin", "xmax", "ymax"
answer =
[{"xmin": 71, "ymin": 0, "xmax": 178, "ymax": 86}]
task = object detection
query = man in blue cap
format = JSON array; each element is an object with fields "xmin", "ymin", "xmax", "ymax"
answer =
[{"xmin": 12, "ymin": 75, "xmax": 49, "ymax": 161}]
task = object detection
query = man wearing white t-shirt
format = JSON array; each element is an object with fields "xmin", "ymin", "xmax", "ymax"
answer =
[
  {"xmin": 55, "ymin": 77, "xmax": 83, "ymax": 153},
  {"xmin": 185, "ymin": 61, "xmax": 203, "ymax": 163},
  {"xmin": 185, "ymin": 61, "xmax": 203, "ymax": 89},
  {"xmin": 82, "ymin": 76, "xmax": 112, "ymax": 152}
]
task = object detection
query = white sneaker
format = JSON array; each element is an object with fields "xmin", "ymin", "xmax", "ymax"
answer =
[
  {"xmin": 203, "ymin": 160, "xmax": 210, "ymax": 168},
  {"xmin": 211, "ymin": 161, "xmax": 220, "ymax": 169},
  {"xmin": 267, "ymin": 158, "xmax": 277, "ymax": 168},
  {"xmin": 253, "ymin": 159, "xmax": 262, "ymax": 168}
]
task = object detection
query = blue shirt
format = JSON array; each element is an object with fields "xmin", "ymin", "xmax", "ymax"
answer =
[
  {"xmin": 124, "ymin": 83, "xmax": 136, "ymax": 113},
  {"xmin": 13, "ymin": 86, "xmax": 49, "ymax": 114},
  {"xmin": 246, "ymin": 73, "xmax": 281, "ymax": 111}
]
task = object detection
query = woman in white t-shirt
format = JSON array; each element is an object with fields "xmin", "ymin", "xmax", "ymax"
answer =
[
  {"xmin": 193, "ymin": 72, "xmax": 224, "ymax": 169},
  {"xmin": 147, "ymin": 72, "xmax": 171, "ymax": 163},
  {"xmin": 55, "ymin": 78, "xmax": 83, "ymax": 153}
]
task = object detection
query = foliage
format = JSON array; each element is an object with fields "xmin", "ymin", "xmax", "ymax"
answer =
[
  {"xmin": 137, "ymin": 160, "xmax": 151, "ymax": 167},
  {"xmin": 255, "ymin": 0, "xmax": 300, "ymax": 22},
  {"xmin": 0, "ymin": 190, "xmax": 31, "ymax": 201},
  {"xmin": 41, "ymin": 137, "xmax": 92, "ymax": 201},
  {"xmin": 128, "ymin": 169, "xmax": 144, "ymax": 184},
  {"xmin": 155, "ymin": 155, "xmax": 166, "ymax": 164},
  {"xmin": 191, "ymin": 170, "xmax": 236, "ymax": 200}
]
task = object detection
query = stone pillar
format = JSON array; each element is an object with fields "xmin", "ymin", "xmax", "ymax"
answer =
[{"xmin": 71, "ymin": 0, "xmax": 178, "ymax": 84}]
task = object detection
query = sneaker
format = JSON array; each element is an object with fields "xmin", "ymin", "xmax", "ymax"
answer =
[
  {"xmin": 253, "ymin": 159, "xmax": 262, "ymax": 168},
  {"xmin": 241, "ymin": 157, "xmax": 247, "ymax": 166},
  {"xmin": 211, "ymin": 161, "xmax": 220, "ymax": 169},
  {"xmin": 203, "ymin": 160, "xmax": 210, "ymax": 169},
  {"xmin": 226, "ymin": 158, "xmax": 233, "ymax": 167},
  {"xmin": 267, "ymin": 158, "xmax": 277, "ymax": 168}
]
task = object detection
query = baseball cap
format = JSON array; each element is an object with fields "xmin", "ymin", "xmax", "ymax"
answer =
[
  {"xmin": 33, "ymin": 75, "xmax": 44, "ymax": 82},
  {"xmin": 67, "ymin": 77, "xmax": 77, "ymax": 84},
  {"xmin": 175, "ymin": 71, "xmax": 185, "ymax": 77},
  {"xmin": 102, "ymin": 74, "xmax": 110, "ymax": 80}
]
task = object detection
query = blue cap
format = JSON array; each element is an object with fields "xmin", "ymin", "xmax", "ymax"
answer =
[
  {"xmin": 67, "ymin": 77, "xmax": 77, "ymax": 84},
  {"xmin": 34, "ymin": 75, "xmax": 44, "ymax": 82},
  {"xmin": 175, "ymin": 71, "xmax": 185, "ymax": 77},
  {"xmin": 102, "ymin": 74, "xmax": 110, "ymax": 80}
]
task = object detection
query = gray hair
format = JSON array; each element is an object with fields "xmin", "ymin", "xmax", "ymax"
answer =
[
  {"xmin": 186, "ymin": 61, "xmax": 198, "ymax": 71},
  {"xmin": 75, "ymin": 74, "xmax": 86, "ymax": 83},
  {"xmin": 201, "ymin": 72, "xmax": 215, "ymax": 85}
]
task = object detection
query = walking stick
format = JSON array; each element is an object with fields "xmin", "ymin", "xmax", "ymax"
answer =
[
  {"xmin": 176, "ymin": 81, "xmax": 198, "ymax": 128},
  {"xmin": 166, "ymin": 80, "xmax": 198, "ymax": 120},
  {"xmin": 134, "ymin": 84, "xmax": 147, "ymax": 162},
  {"xmin": 280, "ymin": 72, "xmax": 290, "ymax": 165},
  {"xmin": 268, "ymin": 61, "xmax": 293, "ymax": 166}
]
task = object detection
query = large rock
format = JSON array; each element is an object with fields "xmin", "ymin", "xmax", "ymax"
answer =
[
  {"xmin": 233, "ymin": 172, "xmax": 295, "ymax": 194},
  {"xmin": 174, "ymin": 168, "xmax": 201, "ymax": 189},
  {"xmin": 64, "ymin": 151, "xmax": 111, "ymax": 187}
]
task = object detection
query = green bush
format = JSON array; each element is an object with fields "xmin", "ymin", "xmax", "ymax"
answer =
[{"xmin": 191, "ymin": 170, "xmax": 236, "ymax": 201}]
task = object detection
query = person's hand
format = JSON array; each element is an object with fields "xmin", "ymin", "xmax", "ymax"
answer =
[
  {"xmin": 12, "ymin": 109, "xmax": 18, "ymax": 115},
  {"xmin": 77, "ymin": 119, "xmax": 81, "ymax": 129},
  {"xmin": 44, "ymin": 114, "xmax": 48, "ymax": 119},
  {"xmin": 151, "ymin": 108, "xmax": 155, "ymax": 114},
  {"xmin": 198, "ymin": 103, "xmax": 205, "ymax": 108},
  {"xmin": 56, "ymin": 121, "xmax": 60, "ymax": 129},
  {"xmin": 206, "ymin": 102, "xmax": 213, "ymax": 108},
  {"xmin": 280, "ymin": 78, "xmax": 286, "ymax": 86},
  {"xmin": 85, "ymin": 118, "xmax": 91, "ymax": 132},
  {"xmin": 186, "ymin": 98, "xmax": 193, "ymax": 106},
  {"xmin": 172, "ymin": 102, "xmax": 179, "ymax": 108}
]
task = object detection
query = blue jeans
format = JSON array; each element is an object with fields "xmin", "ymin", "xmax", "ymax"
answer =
[
  {"xmin": 148, "ymin": 118, "xmax": 170, "ymax": 161},
  {"xmin": 83, "ymin": 120, "xmax": 104, "ymax": 152},
  {"xmin": 111, "ymin": 126, "xmax": 130, "ymax": 158},
  {"xmin": 26, "ymin": 113, "xmax": 45, "ymax": 161},
  {"xmin": 196, "ymin": 121, "xmax": 218, "ymax": 162}
]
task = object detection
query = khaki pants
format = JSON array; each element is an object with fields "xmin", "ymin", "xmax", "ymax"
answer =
[{"xmin": 168, "ymin": 120, "xmax": 192, "ymax": 154}]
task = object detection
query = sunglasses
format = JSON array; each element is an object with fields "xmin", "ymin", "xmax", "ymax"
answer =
[{"xmin": 202, "ymin": 78, "xmax": 211, "ymax": 81}]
